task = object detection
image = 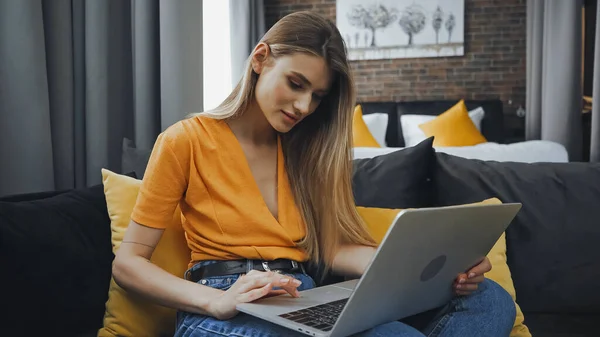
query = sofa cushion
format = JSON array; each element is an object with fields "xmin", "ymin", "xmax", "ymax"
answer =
[
  {"xmin": 352, "ymin": 137, "xmax": 435, "ymax": 209},
  {"xmin": 524, "ymin": 313, "xmax": 599, "ymax": 337},
  {"xmin": 432, "ymin": 153, "xmax": 600, "ymax": 314},
  {"xmin": 0, "ymin": 182, "xmax": 116, "ymax": 336}
]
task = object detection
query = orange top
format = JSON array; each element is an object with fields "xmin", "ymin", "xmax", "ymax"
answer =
[{"xmin": 130, "ymin": 115, "xmax": 308, "ymax": 268}]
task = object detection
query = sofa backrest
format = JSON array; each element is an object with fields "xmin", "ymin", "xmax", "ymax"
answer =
[
  {"xmin": 0, "ymin": 174, "xmax": 136, "ymax": 336},
  {"xmin": 432, "ymin": 152, "xmax": 600, "ymax": 315}
]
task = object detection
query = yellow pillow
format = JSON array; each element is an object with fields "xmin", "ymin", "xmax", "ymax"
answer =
[
  {"xmin": 487, "ymin": 233, "xmax": 530, "ymax": 337},
  {"xmin": 356, "ymin": 206, "xmax": 403, "ymax": 243},
  {"xmin": 418, "ymin": 100, "xmax": 487, "ymax": 147},
  {"xmin": 98, "ymin": 169, "xmax": 191, "ymax": 337},
  {"xmin": 352, "ymin": 105, "xmax": 381, "ymax": 147},
  {"xmin": 356, "ymin": 198, "xmax": 530, "ymax": 337}
]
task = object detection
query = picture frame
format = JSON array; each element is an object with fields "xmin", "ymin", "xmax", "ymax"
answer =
[{"xmin": 336, "ymin": 0, "xmax": 465, "ymax": 60}]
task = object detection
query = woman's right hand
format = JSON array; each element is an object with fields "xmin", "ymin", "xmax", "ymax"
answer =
[{"xmin": 208, "ymin": 270, "xmax": 303, "ymax": 320}]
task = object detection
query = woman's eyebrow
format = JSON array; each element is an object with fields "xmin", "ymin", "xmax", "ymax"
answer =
[
  {"xmin": 291, "ymin": 71, "xmax": 329, "ymax": 94},
  {"xmin": 291, "ymin": 71, "xmax": 312, "ymax": 85}
]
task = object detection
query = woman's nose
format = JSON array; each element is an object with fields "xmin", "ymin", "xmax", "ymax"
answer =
[{"xmin": 293, "ymin": 93, "xmax": 312, "ymax": 115}]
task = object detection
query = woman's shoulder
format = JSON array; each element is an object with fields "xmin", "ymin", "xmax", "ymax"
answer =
[{"xmin": 160, "ymin": 113, "xmax": 221, "ymax": 149}]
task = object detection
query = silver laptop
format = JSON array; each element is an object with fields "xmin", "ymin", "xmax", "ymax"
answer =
[{"xmin": 236, "ymin": 202, "xmax": 522, "ymax": 337}]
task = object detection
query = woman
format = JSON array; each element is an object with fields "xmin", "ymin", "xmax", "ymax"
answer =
[{"xmin": 113, "ymin": 11, "xmax": 516, "ymax": 337}]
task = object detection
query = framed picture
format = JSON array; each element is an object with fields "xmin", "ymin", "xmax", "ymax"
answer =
[{"xmin": 336, "ymin": 0, "xmax": 465, "ymax": 60}]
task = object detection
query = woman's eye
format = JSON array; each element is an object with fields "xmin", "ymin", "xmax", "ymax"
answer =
[{"xmin": 288, "ymin": 79, "xmax": 302, "ymax": 89}]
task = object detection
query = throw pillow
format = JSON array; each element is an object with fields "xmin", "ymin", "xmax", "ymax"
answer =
[
  {"xmin": 356, "ymin": 206, "xmax": 402, "ymax": 243},
  {"xmin": 418, "ymin": 100, "xmax": 487, "ymax": 147},
  {"xmin": 98, "ymin": 169, "xmax": 191, "ymax": 337},
  {"xmin": 0, "ymin": 183, "xmax": 115, "ymax": 336},
  {"xmin": 352, "ymin": 105, "xmax": 382, "ymax": 147},
  {"xmin": 353, "ymin": 137, "xmax": 435, "ymax": 209},
  {"xmin": 356, "ymin": 198, "xmax": 530, "ymax": 337},
  {"xmin": 362, "ymin": 113, "xmax": 389, "ymax": 147},
  {"xmin": 401, "ymin": 107, "xmax": 485, "ymax": 147},
  {"xmin": 487, "ymin": 232, "xmax": 531, "ymax": 337}
]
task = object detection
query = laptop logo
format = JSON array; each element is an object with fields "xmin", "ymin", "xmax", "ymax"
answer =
[{"xmin": 420, "ymin": 255, "xmax": 446, "ymax": 282}]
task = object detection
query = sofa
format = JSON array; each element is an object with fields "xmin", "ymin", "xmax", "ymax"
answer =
[{"xmin": 1, "ymin": 101, "xmax": 599, "ymax": 337}]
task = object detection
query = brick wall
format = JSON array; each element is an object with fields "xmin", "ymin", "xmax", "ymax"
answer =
[{"xmin": 265, "ymin": 0, "xmax": 526, "ymax": 115}]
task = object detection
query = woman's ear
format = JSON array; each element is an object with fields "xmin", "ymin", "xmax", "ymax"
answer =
[{"xmin": 251, "ymin": 42, "xmax": 271, "ymax": 74}]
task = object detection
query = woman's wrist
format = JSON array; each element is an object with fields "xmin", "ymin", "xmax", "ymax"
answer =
[{"xmin": 191, "ymin": 283, "xmax": 225, "ymax": 317}]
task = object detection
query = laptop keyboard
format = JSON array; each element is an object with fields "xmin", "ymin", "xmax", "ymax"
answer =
[{"xmin": 278, "ymin": 298, "xmax": 348, "ymax": 332}]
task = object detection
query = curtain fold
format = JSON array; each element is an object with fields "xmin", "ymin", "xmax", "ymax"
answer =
[
  {"xmin": 591, "ymin": 1, "xmax": 600, "ymax": 162},
  {"xmin": 525, "ymin": 0, "xmax": 543, "ymax": 141},
  {"xmin": 159, "ymin": 0, "xmax": 204, "ymax": 129},
  {"xmin": 72, "ymin": 0, "xmax": 87, "ymax": 188},
  {"xmin": 526, "ymin": 0, "xmax": 583, "ymax": 162},
  {"xmin": 42, "ymin": 0, "xmax": 76, "ymax": 189},
  {"xmin": 0, "ymin": 0, "xmax": 55, "ymax": 196},
  {"xmin": 132, "ymin": 0, "xmax": 161, "ymax": 150},
  {"xmin": 229, "ymin": 0, "xmax": 265, "ymax": 85},
  {"xmin": 0, "ymin": 0, "xmax": 203, "ymax": 197}
]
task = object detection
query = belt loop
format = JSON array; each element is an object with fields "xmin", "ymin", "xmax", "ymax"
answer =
[{"xmin": 246, "ymin": 259, "xmax": 253, "ymax": 274}]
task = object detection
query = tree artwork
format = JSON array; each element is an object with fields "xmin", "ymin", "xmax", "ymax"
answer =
[
  {"xmin": 347, "ymin": 4, "xmax": 397, "ymax": 47},
  {"xmin": 337, "ymin": 0, "xmax": 464, "ymax": 60},
  {"xmin": 445, "ymin": 13, "xmax": 456, "ymax": 43},
  {"xmin": 432, "ymin": 6, "xmax": 444, "ymax": 44},
  {"xmin": 398, "ymin": 3, "xmax": 427, "ymax": 46}
]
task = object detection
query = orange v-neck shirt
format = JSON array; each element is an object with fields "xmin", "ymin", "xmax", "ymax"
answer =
[{"xmin": 130, "ymin": 115, "xmax": 308, "ymax": 267}]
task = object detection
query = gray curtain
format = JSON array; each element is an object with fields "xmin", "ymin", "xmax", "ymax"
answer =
[
  {"xmin": 0, "ymin": 0, "xmax": 203, "ymax": 197},
  {"xmin": 229, "ymin": 0, "xmax": 265, "ymax": 85},
  {"xmin": 591, "ymin": 2, "xmax": 600, "ymax": 162},
  {"xmin": 526, "ymin": 0, "xmax": 585, "ymax": 162}
]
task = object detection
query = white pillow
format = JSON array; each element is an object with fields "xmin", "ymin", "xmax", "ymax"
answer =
[
  {"xmin": 400, "ymin": 107, "xmax": 485, "ymax": 147},
  {"xmin": 362, "ymin": 113, "xmax": 388, "ymax": 147}
]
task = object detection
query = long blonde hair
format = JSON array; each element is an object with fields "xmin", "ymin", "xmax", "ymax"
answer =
[{"xmin": 192, "ymin": 11, "xmax": 375, "ymax": 273}]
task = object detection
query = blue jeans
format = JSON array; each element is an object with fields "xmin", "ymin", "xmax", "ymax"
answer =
[{"xmin": 175, "ymin": 261, "xmax": 516, "ymax": 336}]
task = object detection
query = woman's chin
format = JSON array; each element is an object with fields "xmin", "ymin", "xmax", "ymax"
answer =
[
  {"xmin": 272, "ymin": 122, "xmax": 294, "ymax": 133},
  {"xmin": 270, "ymin": 117, "xmax": 297, "ymax": 133}
]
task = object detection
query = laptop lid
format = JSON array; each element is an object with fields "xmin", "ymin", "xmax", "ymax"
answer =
[{"xmin": 328, "ymin": 202, "xmax": 522, "ymax": 337}]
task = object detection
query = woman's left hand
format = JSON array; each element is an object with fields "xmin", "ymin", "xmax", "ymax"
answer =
[{"xmin": 453, "ymin": 257, "xmax": 491, "ymax": 296}]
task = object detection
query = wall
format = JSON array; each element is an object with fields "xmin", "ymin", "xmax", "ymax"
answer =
[{"xmin": 265, "ymin": 0, "xmax": 527, "ymax": 114}]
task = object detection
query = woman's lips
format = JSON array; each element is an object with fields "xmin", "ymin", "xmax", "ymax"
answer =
[{"xmin": 281, "ymin": 110, "xmax": 299, "ymax": 122}]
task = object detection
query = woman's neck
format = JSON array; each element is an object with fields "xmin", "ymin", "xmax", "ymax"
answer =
[{"xmin": 227, "ymin": 100, "xmax": 277, "ymax": 146}]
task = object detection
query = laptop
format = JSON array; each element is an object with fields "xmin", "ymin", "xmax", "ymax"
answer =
[{"xmin": 236, "ymin": 202, "xmax": 522, "ymax": 337}]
